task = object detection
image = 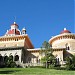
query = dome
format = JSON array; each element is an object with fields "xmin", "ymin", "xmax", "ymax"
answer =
[
  {"xmin": 7, "ymin": 29, "xmax": 20, "ymax": 35},
  {"xmin": 22, "ymin": 28, "xmax": 26, "ymax": 31},
  {"xmin": 5, "ymin": 22, "xmax": 21, "ymax": 36},
  {"xmin": 60, "ymin": 28, "xmax": 71, "ymax": 34}
]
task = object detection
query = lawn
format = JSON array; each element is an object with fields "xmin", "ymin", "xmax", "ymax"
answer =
[{"xmin": 0, "ymin": 68, "xmax": 75, "ymax": 75}]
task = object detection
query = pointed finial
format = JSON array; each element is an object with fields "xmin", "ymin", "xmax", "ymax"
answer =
[
  {"xmin": 14, "ymin": 16, "xmax": 16, "ymax": 22},
  {"xmin": 64, "ymin": 28, "xmax": 66, "ymax": 30},
  {"xmin": 13, "ymin": 16, "xmax": 16, "ymax": 24}
]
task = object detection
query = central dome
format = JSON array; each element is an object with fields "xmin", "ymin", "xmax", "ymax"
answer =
[
  {"xmin": 5, "ymin": 22, "xmax": 21, "ymax": 36},
  {"xmin": 60, "ymin": 28, "xmax": 71, "ymax": 34},
  {"xmin": 8, "ymin": 29, "xmax": 20, "ymax": 35}
]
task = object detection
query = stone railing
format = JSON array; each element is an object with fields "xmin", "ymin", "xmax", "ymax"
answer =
[{"xmin": 23, "ymin": 63, "xmax": 43, "ymax": 67}]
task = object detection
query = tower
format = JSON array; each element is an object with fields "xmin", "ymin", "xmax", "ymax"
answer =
[
  {"xmin": 21, "ymin": 28, "xmax": 26, "ymax": 35},
  {"xmin": 5, "ymin": 22, "xmax": 21, "ymax": 36},
  {"xmin": 11, "ymin": 22, "xmax": 18, "ymax": 30}
]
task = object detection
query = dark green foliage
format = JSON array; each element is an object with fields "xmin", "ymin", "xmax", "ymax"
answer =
[
  {"xmin": 65, "ymin": 55, "xmax": 75, "ymax": 70},
  {"xmin": 6, "ymin": 56, "xmax": 17, "ymax": 68},
  {"xmin": 0, "ymin": 55, "xmax": 17, "ymax": 68},
  {"xmin": 9, "ymin": 62, "xmax": 17, "ymax": 68}
]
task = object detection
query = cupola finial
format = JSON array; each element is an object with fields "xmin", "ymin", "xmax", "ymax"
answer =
[
  {"xmin": 14, "ymin": 16, "xmax": 16, "ymax": 24},
  {"xmin": 64, "ymin": 28, "xmax": 66, "ymax": 30}
]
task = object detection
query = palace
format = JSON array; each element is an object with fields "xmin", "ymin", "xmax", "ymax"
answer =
[{"xmin": 0, "ymin": 22, "xmax": 75, "ymax": 67}]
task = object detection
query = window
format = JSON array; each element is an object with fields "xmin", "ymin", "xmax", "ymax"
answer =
[
  {"xmin": 14, "ymin": 55, "xmax": 19, "ymax": 61},
  {"xmin": 15, "ymin": 39, "xmax": 18, "ymax": 41},
  {"xmin": 65, "ymin": 43, "xmax": 70, "ymax": 50},
  {"xmin": 67, "ymin": 46, "xmax": 70, "ymax": 50},
  {"xmin": 17, "ymin": 39, "xmax": 18, "ymax": 41}
]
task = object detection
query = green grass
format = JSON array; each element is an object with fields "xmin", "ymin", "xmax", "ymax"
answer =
[{"xmin": 0, "ymin": 68, "xmax": 75, "ymax": 75}]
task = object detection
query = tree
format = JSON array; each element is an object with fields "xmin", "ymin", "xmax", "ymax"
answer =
[
  {"xmin": 3, "ymin": 55, "xmax": 17, "ymax": 68},
  {"xmin": 41, "ymin": 41, "xmax": 56, "ymax": 68},
  {"xmin": 65, "ymin": 55, "xmax": 75, "ymax": 70}
]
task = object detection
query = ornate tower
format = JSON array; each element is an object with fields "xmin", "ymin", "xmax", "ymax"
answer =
[
  {"xmin": 21, "ymin": 28, "xmax": 26, "ymax": 35},
  {"xmin": 5, "ymin": 22, "xmax": 21, "ymax": 36}
]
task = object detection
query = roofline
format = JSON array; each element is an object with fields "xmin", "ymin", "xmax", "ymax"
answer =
[
  {"xmin": 0, "ymin": 34, "xmax": 28, "ymax": 38},
  {"xmin": 49, "ymin": 33, "xmax": 75, "ymax": 44},
  {"xmin": 27, "ymin": 48, "xmax": 66, "ymax": 52},
  {"xmin": 26, "ymin": 34, "xmax": 34, "ymax": 48},
  {"xmin": 11, "ymin": 23, "xmax": 18, "ymax": 27},
  {"xmin": 0, "ymin": 46, "xmax": 24, "ymax": 50}
]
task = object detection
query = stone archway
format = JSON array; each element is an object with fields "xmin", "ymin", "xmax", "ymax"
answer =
[
  {"xmin": 0, "ymin": 54, "xmax": 3, "ymax": 67},
  {"xmin": 9, "ymin": 55, "xmax": 13, "ymax": 62},
  {"xmin": 14, "ymin": 55, "xmax": 19, "ymax": 61},
  {"xmin": 4, "ymin": 56, "xmax": 8, "ymax": 62},
  {"xmin": 0, "ymin": 55, "xmax": 3, "ymax": 62}
]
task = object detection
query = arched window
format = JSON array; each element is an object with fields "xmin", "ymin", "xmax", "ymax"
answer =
[
  {"xmin": 28, "ymin": 57, "xmax": 31, "ymax": 63},
  {"xmin": 4, "ymin": 56, "xmax": 8, "ymax": 62},
  {"xmin": 56, "ymin": 58, "xmax": 59, "ymax": 65},
  {"xmin": 67, "ymin": 46, "xmax": 70, "ymax": 50},
  {"xmin": 38, "ymin": 59, "xmax": 40, "ymax": 63},
  {"xmin": 36, "ymin": 57, "xmax": 38, "ymax": 63},
  {"xmin": 0, "ymin": 55, "xmax": 3, "ymax": 62},
  {"xmin": 65, "ymin": 43, "xmax": 70, "ymax": 50},
  {"xmin": 14, "ymin": 55, "xmax": 19, "ymax": 61}
]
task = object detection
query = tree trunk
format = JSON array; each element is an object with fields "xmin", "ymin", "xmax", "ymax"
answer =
[{"xmin": 46, "ymin": 61, "xmax": 47, "ymax": 68}]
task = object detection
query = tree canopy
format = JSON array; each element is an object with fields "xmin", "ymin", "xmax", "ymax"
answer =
[{"xmin": 41, "ymin": 41, "xmax": 57, "ymax": 68}]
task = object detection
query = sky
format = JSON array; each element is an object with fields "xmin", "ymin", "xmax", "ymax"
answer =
[{"xmin": 0, "ymin": 0, "xmax": 74, "ymax": 48}]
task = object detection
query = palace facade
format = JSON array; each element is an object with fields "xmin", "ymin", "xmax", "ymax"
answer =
[{"xmin": 0, "ymin": 22, "xmax": 75, "ymax": 67}]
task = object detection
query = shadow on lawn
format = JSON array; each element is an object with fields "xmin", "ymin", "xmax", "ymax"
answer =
[{"xmin": 0, "ymin": 70, "xmax": 20, "ymax": 74}]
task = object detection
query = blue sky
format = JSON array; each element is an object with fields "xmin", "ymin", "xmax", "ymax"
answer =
[{"xmin": 0, "ymin": 0, "xmax": 74, "ymax": 48}]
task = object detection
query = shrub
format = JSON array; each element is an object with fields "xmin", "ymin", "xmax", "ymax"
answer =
[{"xmin": 65, "ymin": 55, "xmax": 75, "ymax": 70}]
